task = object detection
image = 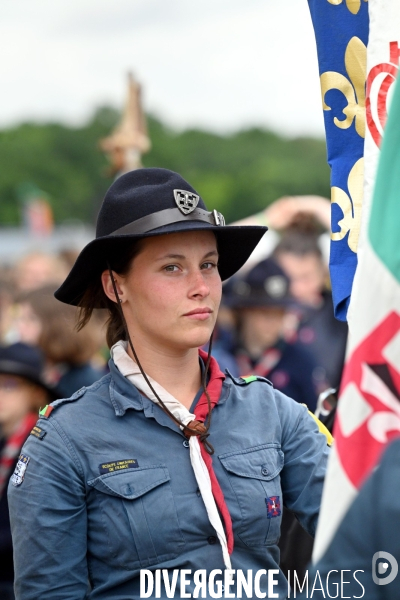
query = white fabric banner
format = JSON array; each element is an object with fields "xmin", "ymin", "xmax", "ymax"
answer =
[
  {"xmin": 314, "ymin": 0, "xmax": 400, "ymax": 562},
  {"xmin": 353, "ymin": 0, "xmax": 400, "ymax": 311}
]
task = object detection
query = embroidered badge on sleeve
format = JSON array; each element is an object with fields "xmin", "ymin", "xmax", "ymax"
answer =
[
  {"xmin": 266, "ymin": 496, "xmax": 281, "ymax": 518},
  {"xmin": 11, "ymin": 454, "xmax": 30, "ymax": 486},
  {"xmin": 30, "ymin": 426, "xmax": 47, "ymax": 440},
  {"xmin": 38, "ymin": 405, "xmax": 53, "ymax": 418}
]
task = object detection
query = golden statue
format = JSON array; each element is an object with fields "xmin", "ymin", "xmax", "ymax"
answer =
[{"xmin": 101, "ymin": 72, "xmax": 151, "ymax": 176}]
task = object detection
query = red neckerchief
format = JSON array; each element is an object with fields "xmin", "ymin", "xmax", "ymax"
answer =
[
  {"xmin": 0, "ymin": 413, "xmax": 37, "ymax": 498},
  {"xmin": 195, "ymin": 349, "xmax": 234, "ymax": 554},
  {"xmin": 236, "ymin": 345, "xmax": 283, "ymax": 378}
]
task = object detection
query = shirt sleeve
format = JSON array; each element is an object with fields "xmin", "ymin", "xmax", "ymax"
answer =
[
  {"xmin": 8, "ymin": 416, "xmax": 89, "ymax": 600},
  {"xmin": 276, "ymin": 390, "xmax": 330, "ymax": 537}
]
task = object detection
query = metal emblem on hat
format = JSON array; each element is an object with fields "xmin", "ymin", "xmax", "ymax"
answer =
[
  {"xmin": 234, "ymin": 281, "xmax": 251, "ymax": 296},
  {"xmin": 173, "ymin": 189, "xmax": 200, "ymax": 215},
  {"xmin": 264, "ymin": 276, "xmax": 287, "ymax": 298}
]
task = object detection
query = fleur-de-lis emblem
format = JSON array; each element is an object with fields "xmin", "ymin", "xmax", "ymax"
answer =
[
  {"xmin": 327, "ymin": 0, "xmax": 368, "ymax": 15},
  {"xmin": 320, "ymin": 37, "xmax": 367, "ymax": 138},
  {"xmin": 331, "ymin": 157, "xmax": 363, "ymax": 253}
]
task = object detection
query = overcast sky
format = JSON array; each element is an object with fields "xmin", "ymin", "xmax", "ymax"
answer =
[{"xmin": 1, "ymin": 0, "xmax": 325, "ymax": 137}]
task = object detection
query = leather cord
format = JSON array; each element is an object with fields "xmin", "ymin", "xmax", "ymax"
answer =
[{"xmin": 107, "ymin": 263, "xmax": 215, "ymax": 454}]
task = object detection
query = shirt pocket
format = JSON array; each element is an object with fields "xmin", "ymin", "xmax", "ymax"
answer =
[
  {"xmin": 219, "ymin": 444, "xmax": 284, "ymax": 547},
  {"xmin": 87, "ymin": 465, "xmax": 185, "ymax": 569}
]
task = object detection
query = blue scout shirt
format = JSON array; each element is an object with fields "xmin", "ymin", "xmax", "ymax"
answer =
[{"xmin": 8, "ymin": 359, "xmax": 329, "ymax": 599}]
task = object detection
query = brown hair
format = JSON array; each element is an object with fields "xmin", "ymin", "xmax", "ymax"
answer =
[
  {"xmin": 28, "ymin": 382, "xmax": 51, "ymax": 413},
  {"xmin": 77, "ymin": 240, "xmax": 142, "ymax": 348},
  {"xmin": 18, "ymin": 286, "xmax": 102, "ymax": 365},
  {"xmin": 273, "ymin": 214, "xmax": 323, "ymax": 260}
]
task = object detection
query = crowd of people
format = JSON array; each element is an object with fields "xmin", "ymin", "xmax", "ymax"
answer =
[
  {"xmin": 0, "ymin": 173, "xmax": 347, "ymax": 598},
  {"xmin": 0, "ymin": 252, "xmax": 107, "ymax": 598}
]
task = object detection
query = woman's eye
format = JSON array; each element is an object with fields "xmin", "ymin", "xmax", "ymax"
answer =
[
  {"xmin": 164, "ymin": 265, "xmax": 179, "ymax": 272},
  {"xmin": 201, "ymin": 261, "xmax": 217, "ymax": 270}
]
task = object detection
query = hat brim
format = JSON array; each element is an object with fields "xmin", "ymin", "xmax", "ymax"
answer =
[
  {"xmin": 54, "ymin": 222, "xmax": 267, "ymax": 307},
  {"xmin": 0, "ymin": 360, "xmax": 57, "ymax": 400}
]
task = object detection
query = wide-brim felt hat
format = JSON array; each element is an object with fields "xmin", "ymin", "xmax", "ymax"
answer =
[
  {"xmin": 224, "ymin": 257, "xmax": 293, "ymax": 309},
  {"xmin": 55, "ymin": 168, "xmax": 268, "ymax": 307},
  {"xmin": 0, "ymin": 343, "xmax": 57, "ymax": 399}
]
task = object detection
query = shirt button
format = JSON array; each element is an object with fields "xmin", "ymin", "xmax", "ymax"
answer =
[
  {"xmin": 183, "ymin": 439, "xmax": 190, "ymax": 448},
  {"xmin": 208, "ymin": 536, "xmax": 217, "ymax": 545},
  {"xmin": 261, "ymin": 467, "xmax": 269, "ymax": 476},
  {"xmin": 196, "ymin": 488, "xmax": 201, "ymax": 497}
]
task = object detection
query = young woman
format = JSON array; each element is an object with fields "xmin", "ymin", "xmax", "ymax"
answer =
[{"xmin": 9, "ymin": 168, "xmax": 330, "ymax": 599}]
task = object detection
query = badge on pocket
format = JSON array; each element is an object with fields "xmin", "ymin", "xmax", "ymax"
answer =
[{"xmin": 266, "ymin": 496, "xmax": 281, "ymax": 518}]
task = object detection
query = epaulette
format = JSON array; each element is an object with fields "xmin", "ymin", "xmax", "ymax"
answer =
[
  {"xmin": 226, "ymin": 371, "xmax": 273, "ymax": 387},
  {"xmin": 304, "ymin": 407, "xmax": 333, "ymax": 447},
  {"xmin": 38, "ymin": 386, "xmax": 87, "ymax": 419}
]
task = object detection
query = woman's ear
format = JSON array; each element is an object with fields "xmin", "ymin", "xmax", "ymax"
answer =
[{"xmin": 101, "ymin": 270, "xmax": 124, "ymax": 304}]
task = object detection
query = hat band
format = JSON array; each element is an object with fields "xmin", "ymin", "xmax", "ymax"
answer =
[
  {"xmin": 108, "ymin": 207, "xmax": 225, "ymax": 237},
  {"xmin": 0, "ymin": 359, "xmax": 47, "ymax": 387}
]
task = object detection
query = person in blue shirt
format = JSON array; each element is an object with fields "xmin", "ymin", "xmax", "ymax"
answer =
[
  {"xmin": 226, "ymin": 257, "xmax": 319, "ymax": 412},
  {"xmin": 0, "ymin": 343, "xmax": 55, "ymax": 600},
  {"xmin": 8, "ymin": 168, "xmax": 330, "ymax": 599},
  {"xmin": 273, "ymin": 218, "xmax": 348, "ymax": 392}
]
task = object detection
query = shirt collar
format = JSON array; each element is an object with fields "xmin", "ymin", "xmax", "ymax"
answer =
[
  {"xmin": 108, "ymin": 341, "xmax": 230, "ymax": 415},
  {"xmin": 108, "ymin": 358, "xmax": 145, "ymax": 415}
]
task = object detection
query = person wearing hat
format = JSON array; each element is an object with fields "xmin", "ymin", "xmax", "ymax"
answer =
[
  {"xmin": 227, "ymin": 257, "xmax": 319, "ymax": 413},
  {"xmin": 9, "ymin": 168, "xmax": 330, "ymax": 599},
  {"xmin": 226, "ymin": 258, "xmax": 325, "ymax": 583},
  {"xmin": 272, "ymin": 218, "xmax": 348, "ymax": 393},
  {"xmin": 0, "ymin": 343, "xmax": 55, "ymax": 600}
]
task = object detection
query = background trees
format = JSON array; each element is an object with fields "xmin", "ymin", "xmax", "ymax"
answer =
[{"xmin": 0, "ymin": 107, "xmax": 330, "ymax": 225}]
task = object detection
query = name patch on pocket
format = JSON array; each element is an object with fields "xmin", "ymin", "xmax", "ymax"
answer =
[
  {"xmin": 266, "ymin": 496, "xmax": 281, "ymax": 518},
  {"xmin": 99, "ymin": 459, "xmax": 139, "ymax": 474}
]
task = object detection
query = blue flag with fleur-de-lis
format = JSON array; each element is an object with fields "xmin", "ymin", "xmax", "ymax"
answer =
[{"xmin": 307, "ymin": 0, "xmax": 369, "ymax": 321}]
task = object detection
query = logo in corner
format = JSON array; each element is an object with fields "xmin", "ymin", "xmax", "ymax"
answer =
[
  {"xmin": 372, "ymin": 551, "xmax": 398, "ymax": 585},
  {"xmin": 174, "ymin": 189, "xmax": 199, "ymax": 215}
]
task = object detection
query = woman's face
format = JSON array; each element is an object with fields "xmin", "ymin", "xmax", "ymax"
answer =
[
  {"xmin": 105, "ymin": 230, "xmax": 222, "ymax": 354},
  {"xmin": 276, "ymin": 252, "xmax": 326, "ymax": 307},
  {"xmin": 239, "ymin": 306, "xmax": 286, "ymax": 355},
  {"xmin": 15, "ymin": 302, "xmax": 42, "ymax": 345},
  {"xmin": 0, "ymin": 375, "xmax": 46, "ymax": 435}
]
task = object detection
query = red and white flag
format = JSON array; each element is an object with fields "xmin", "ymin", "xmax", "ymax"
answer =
[{"xmin": 313, "ymin": 0, "xmax": 400, "ymax": 561}]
